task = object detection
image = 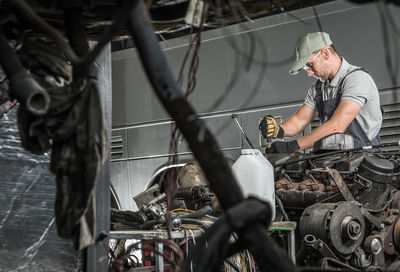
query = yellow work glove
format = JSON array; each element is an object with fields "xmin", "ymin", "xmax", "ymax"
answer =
[{"xmin": 259, "ymin": 115, "xmax": 285, "ymax": 139}]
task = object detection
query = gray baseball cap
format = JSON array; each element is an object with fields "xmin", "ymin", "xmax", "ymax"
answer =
[{"xmin": 289, "ymin": 32, "xmax": 332, "ymax": 75}]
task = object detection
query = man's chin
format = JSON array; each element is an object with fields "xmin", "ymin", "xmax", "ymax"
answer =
[{"xmin": 313, "ymin": 75, "xmax": 327, "ymax": 82}]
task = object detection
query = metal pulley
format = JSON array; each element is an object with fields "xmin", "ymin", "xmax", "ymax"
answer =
[{"xmin": 300, "ymin": 201, "xmax": 365, "ymax": 255}]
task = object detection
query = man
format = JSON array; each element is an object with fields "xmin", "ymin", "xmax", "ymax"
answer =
[{"xmin": 259, "ymin": 32, "xmax": 382, "ymax": 153}]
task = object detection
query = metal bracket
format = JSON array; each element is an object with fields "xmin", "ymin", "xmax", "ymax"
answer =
[{"xmin": 312, "ymin": 168, "xmax": 382, "ymax": 229}]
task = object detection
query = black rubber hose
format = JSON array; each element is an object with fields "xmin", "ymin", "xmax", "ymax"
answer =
[
  {"xmin": 273, "ymin": 141, "xmax": 400, "ymax": 168},
  {"xmin": 0, "ymin": 29, "xmax": 50, "ymax": 115},
  {"xmin": 126, "ymin": 1, "xmax": 294, "ymax": 271},
  {"xmin": 276, "ymin": 196, "xmax": 289, "ymax": 221},
  {"xmin": 126, "ymin": 0, "xmax": 243, "ymax": 211},
  {"xmin": 141, "ymin": 219, "xmax": 164, "ymax": 230},
  {"xmin": 180, "ymin": 205, "xmax": 213, "ymax": 219},
  {"xmin": 63, "ymin": 6, "xmax": 92, "ymax": 78}
]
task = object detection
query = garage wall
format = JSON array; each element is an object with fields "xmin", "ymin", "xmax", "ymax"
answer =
[{"xmin": 111, "ymin": 0, "xmax": 400, "ymax": 211}]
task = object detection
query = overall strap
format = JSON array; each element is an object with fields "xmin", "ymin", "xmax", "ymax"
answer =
[{"xmin": 314, "ymin": 80, "xmax": 323, "ymax": 118}]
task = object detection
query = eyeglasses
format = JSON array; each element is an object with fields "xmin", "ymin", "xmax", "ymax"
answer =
[{"xmin": 303, "ymin": 51, "xmax": 321, "ymax": 71}]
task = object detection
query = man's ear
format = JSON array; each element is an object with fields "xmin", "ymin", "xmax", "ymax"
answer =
[{"xmin": 321, "ymin": 47, "xmax": 330, "ymax": 60}]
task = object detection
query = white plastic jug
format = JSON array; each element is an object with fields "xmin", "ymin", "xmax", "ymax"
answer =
[{"xmin": 232, "ymin": 149, "xmax": 275, "ymax": 220}]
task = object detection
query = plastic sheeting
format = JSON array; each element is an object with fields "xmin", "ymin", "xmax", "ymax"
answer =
[{"xmin": 0, "ymin": 105, "xmax": 79, "ymax": 271}]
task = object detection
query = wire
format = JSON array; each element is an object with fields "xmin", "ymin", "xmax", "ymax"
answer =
[
  {"xmin": 209, "ymin": 0, "xmax": 270, "ymax": 138},
  {"xmin": 366, "ymin": 189, "xmax": 397, "ymax": 213},
  {"xmin": 188, "ymin": 228, "xmax": 197, "ymax": 245},
  {"xmin": 376, "ymin": 0, "xmax": 399, "ymax": 87},
  {"xmin": 239, "ymin": 253, "xmax": 247, "ymax": 272},
  {"xmin": 169, "ymin": 208, "xmax": 195, "ymax": 213},
  {"xmin": 382, "ymin": 1, "xmax": 400, "ymax": 81},
  {"xmin": 9, "ymin": 0, "xmax": 135, "ymax": 67},
  {"xmin": 275, "ymin": 196, "xmax": 289, "ymax": 221},
  {"xmin": 165, "ymin": 5, "xmax": 207, "ymax": 241},
  {"xmin": 311, "ymin": 2, "xmax": 324, "ymax": 32},
  {"xmin": 118, "ymin": 239, "xmax": 184, "ymax": 270},
  {"xmin": 273, "ymin": 141, "xmax": 400, "ymax": 167}
]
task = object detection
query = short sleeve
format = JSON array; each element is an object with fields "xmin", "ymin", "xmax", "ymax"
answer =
[
  {"xmin": 340, "ymin": 70, "xmax": 375, "ymax": 107},
  {"xmin": 304, "ymin": 83, "xmax": 316, "ymax": 110}
]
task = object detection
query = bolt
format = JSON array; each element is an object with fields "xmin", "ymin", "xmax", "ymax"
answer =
[
  {"xmin": 171, "ymin": 217, "xmax": 182, "ymax": 231},
  {"xmin": 349, "ymin": 221, "xmax": 361, "ymax": 236}
]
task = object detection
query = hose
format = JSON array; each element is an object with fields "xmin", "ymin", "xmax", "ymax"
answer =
[
  {"xmin": 273, "ymin": 141, "xmax": 400, "ymax": 168},
  {"xmin": 125, "ymin": 0, "xmax": 294, "ymax": 270},
  {"xmin": 0, "ymin": 29, "xmax": 50, "ymax": 115}
]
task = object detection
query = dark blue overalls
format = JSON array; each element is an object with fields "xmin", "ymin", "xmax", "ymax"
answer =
[{"xmin": 314, "ymin": 68, "xmax": 381, "ymax": 148}]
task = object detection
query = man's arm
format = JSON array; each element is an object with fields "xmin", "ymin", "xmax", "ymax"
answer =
[
  {"xmin": 297, "ymin": 100, "xmax": 362, "ymax": 150},
  {"xmin": 280, "ymin": 104, "xmax": 317, "ymax": 137}
]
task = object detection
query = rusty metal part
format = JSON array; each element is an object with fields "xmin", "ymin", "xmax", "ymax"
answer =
[
  {"xmin": 275, "ymin": 173, "xmax": 327, "ymax": 192},
  {"xmin": 174, "ymin": 186, "xmax": 211, "ymax": 201},
  {"xmin": 176, "ymin": 163, "xmax": 221, "ymax": 213},
  {"xmin": 275, "ymin": 175, "xmax": 293, "ymax": 190},
  {"xmin": 387, "ymin": 260, "xmax": 400, "ymax": 271},
  {"xmin": 393, "ymin": 217, "xmax": 400, "ymax": 250},
  {"xmin": 306, "ymin": 235, "xmax": 339, "ymax": 261},
  {"xmin": 380, "ymin": 210, "xmax": 400, "ymax": 255},
  {"xmin": 300, "ymin": 202, "xmax": 365, "ymax": 255},
  {"xmin": 391, "ymin": 191, "xmax": 400, "ymax": 210},
  {"xmin": 312, "ymin": 168, "xmax": 382, "ymax": 229},
  {"xmin": 319, "ymin": 258, "xmax": 358, "ymax": 271},
  {"xmin": 351, "ymin": 247, "xmax": 372, "ymax": 269}
]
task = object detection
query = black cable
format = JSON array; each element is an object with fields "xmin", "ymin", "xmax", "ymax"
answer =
[
  {"xmin": 63, "ymin": 6, "xmax": 91, "ymax": 78},
  {"xmin": 181, "ymin": 198, "xmax": 294, "ymax": 271},
  {"xmin": 317, "ymin": 192, "xmax": 341, "ymax": 203},
  {"xmin": 180, "ymin": 205, "xmax": 213, "ymax": 219},
  {"xmin": 126, "ymin": 1, "xmax": 295, "ymax": 270},
  {"xmin": 380, "ymin": 2, "xmax": 400, "ymax": 82},
  {"xmin": 8, "ymin": 0, "xmax": 135, "ymax": 67},
  {"xmin": 312, "ymin": 3, "xmax": 324, "ymax": 32},
  {"xmin": 276, "ymin": 196, "xmax": 289, "ymax": 221},
  {"xmin": 366, "ymin": 189, "xmax": 397, "ymax": 213},
  {"xmin": 273, "ymin": 141, "xmax": 400, "ymax": 168},
  {"xmin": 224, "ymin": 259, "xmax": 241, "ymax": 272},
  {"xmin": 127, "ymin": 0, "xmax": 244, "ymax": 211},
  {"xmin": 376, "ymin": 0, "xmax": 398, "ymax": 87}
]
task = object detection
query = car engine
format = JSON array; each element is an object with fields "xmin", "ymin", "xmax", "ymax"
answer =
[
  {"xmin": 110, "ymin": 133, "xmax": 400, "ymax": 271},
  {"xmin": 267, "ymin": 134, "xmax": 400, "ymax": 271}
]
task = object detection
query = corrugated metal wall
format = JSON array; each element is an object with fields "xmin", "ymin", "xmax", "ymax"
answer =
[{"xmin": 111, "ymin": 0, "xmax": 400, "ymax": 211}]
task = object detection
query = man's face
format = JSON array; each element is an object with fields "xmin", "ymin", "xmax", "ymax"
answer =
[{"xmin": 304, "ymin": 50, "xmax": 329, "ymax": 81}]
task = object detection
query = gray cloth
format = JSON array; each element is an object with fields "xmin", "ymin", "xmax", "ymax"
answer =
[{"xmin": 304, "ymin": 58, "xmax": 382, "ymax": 140}]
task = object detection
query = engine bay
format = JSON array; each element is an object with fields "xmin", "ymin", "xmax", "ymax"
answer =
[{"xmin": 110, "ymin": 133, "xmax": 400, "ymax": 271}]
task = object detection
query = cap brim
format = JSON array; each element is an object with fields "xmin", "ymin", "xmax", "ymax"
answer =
[{"xmin": 289, "ymin": 55, "xmax": 310, "ymax": 75}]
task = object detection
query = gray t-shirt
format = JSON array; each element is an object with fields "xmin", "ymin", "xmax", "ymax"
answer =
[{"xmin": 304, "ymin": 58, "xmax": 382, "ymax": 140}]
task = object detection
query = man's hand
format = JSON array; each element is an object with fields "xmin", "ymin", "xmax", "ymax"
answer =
[
  {"xmin": 259, "ymin": 115, "xmax": 284, "ymax": 139},
  {"xmin": 266, "ymin": 140, "xmax": 300, "ymax": 154}
]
